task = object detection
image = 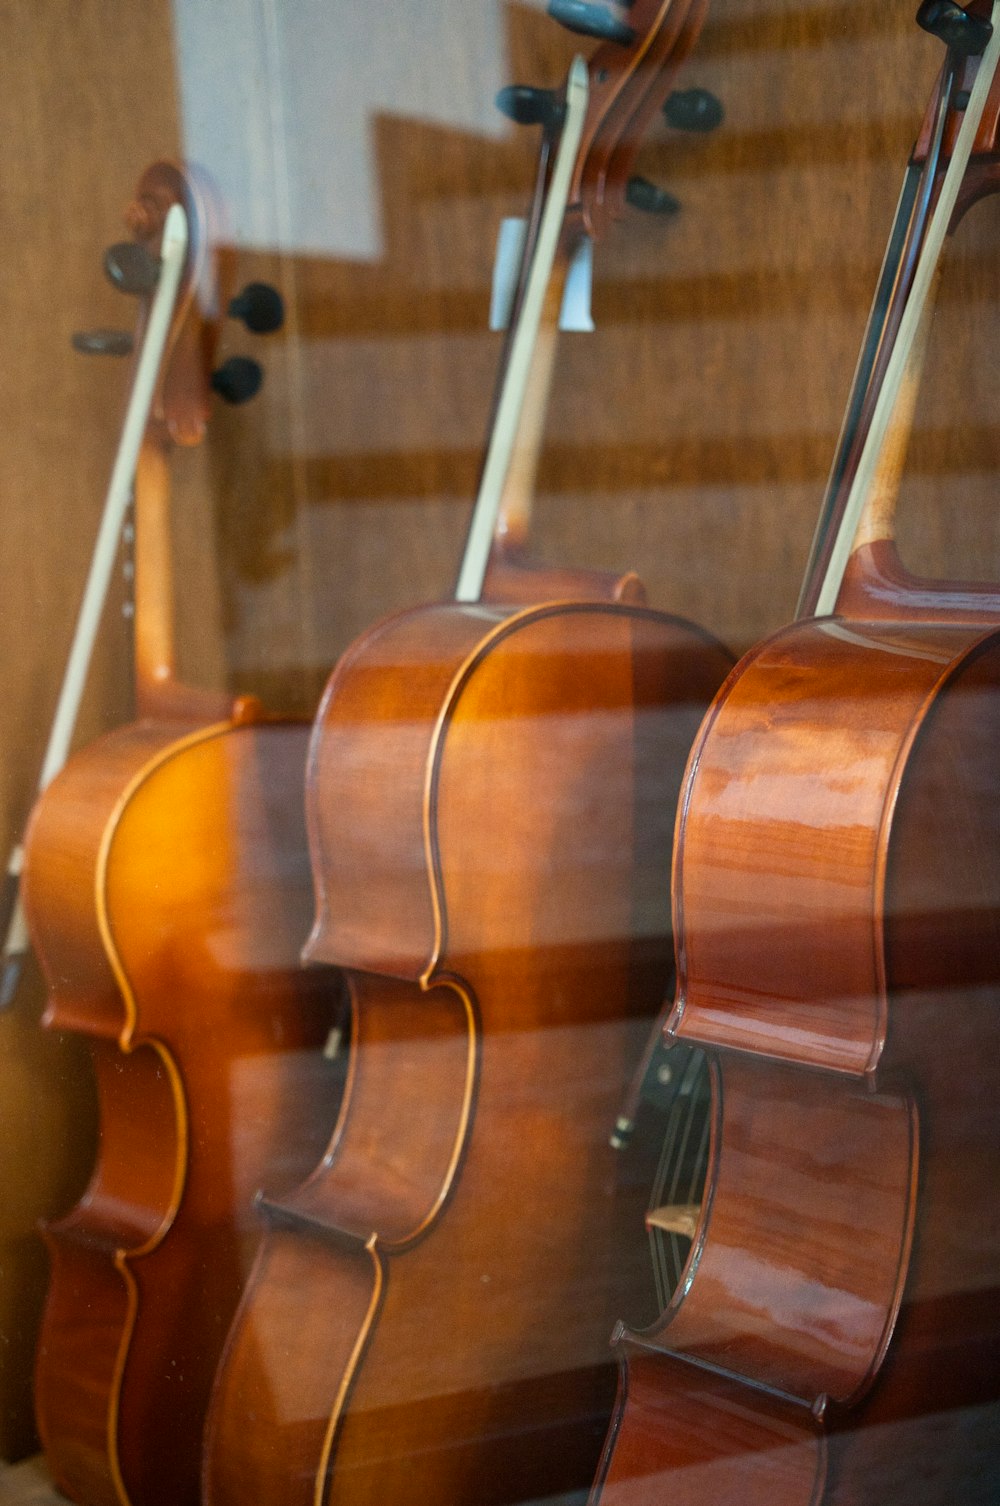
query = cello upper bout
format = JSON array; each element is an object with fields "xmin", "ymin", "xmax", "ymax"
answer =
[
  {"xmin": 23, "ymin": 721, "xmax": 191, "ymax": 1041},
  {"xmin": 669, "ymin": 617, "xmax": 998, "ymax": 1075},
  {"xmin": 628, "ymin": 615, "xmax": 1000, "ymax": 1499},
  {"xmin": 304, "ymin": 602, "xmax": 511, "ymax": 980},
  {"xmin": 306, "ymin": 598, "xmax": 733, "ymax": 987}
]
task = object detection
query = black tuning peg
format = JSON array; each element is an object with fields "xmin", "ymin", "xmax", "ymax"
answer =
[
  {"xmin": 547, "ymin": 1, "xmax": 636, "ymax": 46},
  {"xmin": 916, "ymin": 1, "xmax": 993, "ymax": 55},
  {"xmin": 496, "ymin": 84, "xmax": 566, "ymax": 128},
  {"xmin": 626, "ymin": 176, "xmax": 680, "ymax": 216},
  {"xmin": 71, "ymin": 329, "xmax": 135, "ymax": 356},
  {"xmin": 104, "ymin": 242, "xmax": 159, "ymax": 296},
  {"xmin": 663, "ymin": 87, "xmax": 725, "ymax": 132},
  {"xmin": 228, "ymin": 282, "xmax": 285, "ymax": 334},
  {"xmin": 211, "ymin": 356, "xmax": 264, "ymax": 405}
]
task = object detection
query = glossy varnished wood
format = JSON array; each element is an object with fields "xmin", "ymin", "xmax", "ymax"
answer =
[
  {"xmin": 9, "ymin": 0, "xmax": 1000, "ymax": 1484},
  {"xmin": 203, "ymin": 598, "xmax": 732, "ymax": 1506},
  {"xmin": 670, "ymin": 619, "xmax": 993, "ymax": 1071},
  {"xmin": 593, "ymin": 1347, "xmax": 823, "ymax": 1505},
  {"xmin": 594, "ymin": 616, "xmax": 1000, "ymax": 1502},
  {"xmin": 14, "ymin": 157, "xmax": 347, "ymax": 1506},
  {"xmin": 23, "ymin": 716, "xmax": 341, "ymax": 1506},
  {"xmin": 655, "ymin": 1054, "xmax": 915, "ymax": 1406}
]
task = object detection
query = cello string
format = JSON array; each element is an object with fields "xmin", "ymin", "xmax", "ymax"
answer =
[
  {"xmin": 685, "ymin": 1102, "xmax": 710, "ymax": 1277},
  {"xmin": 660, "ymin": 1055, "xmax": 702, "ymax": 1296},
  {"xmin": 675, "ymin": 1054, "xmax": 710, "ymax": 1287},
  {"xmin": 644, "ymin": 1048, "xmax": 712, "ymax": 1304},
  {"xmin": 648, "ymin": 1089, "xmax": 684, "ymax": 1310}
]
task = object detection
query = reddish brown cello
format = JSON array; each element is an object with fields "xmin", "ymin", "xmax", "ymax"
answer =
[
  {"xmin": 591, "ymin": 6, "xmax": 1000, "ymax": 1502},
  {"xmin": 204, "ymin": 5, "xmax": 731, "ymax": 1505},
  {"xmin": 22, "ymin": 164, "xmax": 342, "ymax": 1506}
]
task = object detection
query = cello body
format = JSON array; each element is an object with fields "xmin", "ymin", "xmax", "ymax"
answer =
[
  {"xmin": 591, "ymin": 22, "xmax": 1000, "ymax": 1500},
  {"xmin": 206, "ymin": 8, "xmax": 729, "ymax": 1501},
  {"xmin": 592, "ymin": 602, "xmax": 1000, "ymax": 1503},
  {"xmin": 20, "ymin": 161, "xmax": 342, "ymax": 1506},
  {"xmin": 203, "ymin": 598, "xmax": 732, "ymax": 1506},
  {"xmin": 23, "ymin": 713, "xmax": 340, "ymax": 1506}
]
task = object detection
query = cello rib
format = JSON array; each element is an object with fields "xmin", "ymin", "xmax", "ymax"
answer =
[
  {"xmin": 592, "ymin": 1348, "xmax": 825, "ymax": 1506},
  {"xmin": 25, "ymin": 718, "xmax": 343, "ymax": 1506},
  {"xmin": 595, "ymin": 632, "xmax": 1000, "ymax": 1506},
  {"xmin": 204, "ymin": 601, "xmax": 733, "ymax": 1506}
]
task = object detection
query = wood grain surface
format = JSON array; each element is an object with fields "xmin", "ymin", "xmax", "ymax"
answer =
[
  {"xmin": 3, "ymin": 0, "xmax": 1000, "ymax": 1474},
  {"xmin": 205, "ymin": 598, "xmax": 732, "ymax": 1506}
]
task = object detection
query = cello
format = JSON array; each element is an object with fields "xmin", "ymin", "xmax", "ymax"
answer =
[
  {"xmin": 22, "ymin": 163, "xmax": 342, "ymax": 1506},
  {"xmin": 591, "ymin": 4, "xmax": 1000, "ymax": 1501},
  {"xmin": 204, "ymin": 4, "xmax": 731, "ymax": 1505}
]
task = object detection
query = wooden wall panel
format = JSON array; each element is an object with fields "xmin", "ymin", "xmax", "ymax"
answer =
[
  {"xmin": 206, "ymin": 0, "xmax": 962, "ymax": 706},
  {"xmin": 2, "ymin": 0, "xmax": 997, "ymax": 1468}
]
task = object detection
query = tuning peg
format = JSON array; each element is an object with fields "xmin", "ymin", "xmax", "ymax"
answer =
[
  {"xmin": 71, "ymin": 329, "xmax": 135, "ymax": 356},
  {"xmin": 547, "ymin": 1, "xmax": 635, "ymax": 46},
  {"xmin": 104, "ymin": 242, "xmax": 160, "ymax": 296},
  {"xmin": 496, "ymin": 84, "xmax": 566, "ymax": 128},
  {"xmin": 663, "ymin": 87, "xmax": 725, "ymax": 132},
  {"xmin": 916, "ymin": 1, "xmax": 993, "ymax": 55},
  {"xmin": 626, "ymin": 176, "xmax": 680, "ymax": 216},
  {"xmin": 211, "ymin": 356, "xmax": 264, "ymax": 405},
  {"xmin": 229, "ymin": 282, "xmax": 285, "ymax": 334}
]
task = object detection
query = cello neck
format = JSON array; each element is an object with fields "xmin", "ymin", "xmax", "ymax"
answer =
[
  {"xmin": 795, "ymin": 161, "xmax": 927, "ymax": 617},
  {"xmin": 846, "ymin": 275, "xmax": 942, "ymax": 559},
  {"xmin": 809, "ymin": 10, "xmax": 1000, "ymax": 620},
  {"xmin": 485, "ymin": 254, "xmax": 571, "ymax": 559},
  {"xmin": 131, "ymin": 423, "xmax": 238, "ymax": 721},
  {"xmin": 127, "ymin": 164, "xmax": 242, "ymax": 722},
  {"xmin": 454, "ymin": 60, "xmax": 589, "ymax": 604},
  {"xmin": 133, "ymin": 428, "xmax": 180, "ymax": 714},
  {"xmin": 455, "ymin": 0, "xmax": 717, "ymax": 607}
]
